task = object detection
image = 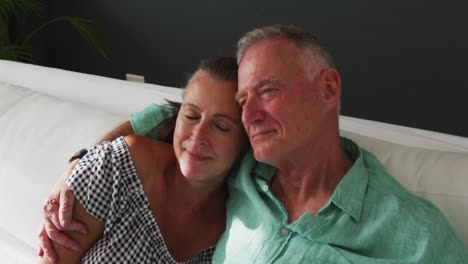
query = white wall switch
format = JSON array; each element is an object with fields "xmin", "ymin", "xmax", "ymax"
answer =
[{"xmin": 126, "ymin": 73, "xmax": 145, "ymax": 83}]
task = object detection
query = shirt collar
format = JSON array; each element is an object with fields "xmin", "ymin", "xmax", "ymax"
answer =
[
  {"xmin": 253, "ymin": 137, "xmax": 368, "ymax": 222},
  {"xmin": 329, "ymin": 137, "xmax": 368, "ymax": 222},
  {"xmin": 253, "ymin": 162, "xmax": 276, "ymax": 182}
]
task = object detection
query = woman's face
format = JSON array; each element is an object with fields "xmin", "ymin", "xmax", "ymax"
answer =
[{"xmin": 173, "ymin": 71, "xmax": 247, "ymax": 186}]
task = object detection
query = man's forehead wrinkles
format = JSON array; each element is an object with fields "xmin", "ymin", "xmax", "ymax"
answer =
[
  {"xmin": 254, "ymin": 79, "xmax": 283, "ymax": 89},
  {"xmin": 235, "ymin": 78, "xmax": 283, "ymax": 101},
  {"xmin": 249, "ymin": 78, "xmax": 280, "ymax": 91}
]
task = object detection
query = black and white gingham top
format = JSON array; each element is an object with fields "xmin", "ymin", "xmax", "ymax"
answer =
[{"xmin": 67, "ymin": 137, "xmax": 215, "ymax": 263}]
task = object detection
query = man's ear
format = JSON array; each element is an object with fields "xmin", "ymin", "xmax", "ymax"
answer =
[{"xmin": 320, "ymin": 68, "xmax": 341, "ymax": 112}]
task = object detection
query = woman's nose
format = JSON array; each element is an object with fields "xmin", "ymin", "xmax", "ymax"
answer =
[{"xmin": 191, "ymin": 119, "xmax": 210, "ymax": 145}]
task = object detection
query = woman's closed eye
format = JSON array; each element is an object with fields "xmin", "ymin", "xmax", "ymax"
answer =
[
  {"xmin": 185, "ymin": 114, "xmax": 199, "ymax": 120},
  {"xmin": 213, "ymin": 121, "xmax": 229, "ymax": 132}
]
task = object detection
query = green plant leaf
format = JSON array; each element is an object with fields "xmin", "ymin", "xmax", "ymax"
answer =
[
  {"xmin": 0, "ymin": 0, "xmax": 15, "ymax": 19},
  {"xmin": 65, "ymin": 17, "xmax": 109, "ymax": 60},
  {"xmin": 1, "ymin": 1, "xmax": 108, "ymax": 62},
  {"xmin": 0, "ymin": 0, "xmax": 44, "ymax": 19},
  {"xmin": 16, "ymin": 0, "xmax": 44, "ymax": 17},
  {"xmin": 0, "ymin": 44, "xmax": 33, "ymax": 62},
  {"xmin": 0, "ymin": 0, "xmax": 45, "ymax": 48},
  {"xmin": 0, "ymin": 14, "xmax": 11, "ymax": 45},
  {"xmin": 23, "ymin": 16, "xmax": 109, "ymax": 60}
]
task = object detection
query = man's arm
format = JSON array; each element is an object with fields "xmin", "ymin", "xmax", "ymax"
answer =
[
  {"xmin": 38, "ymin": 198, "xmax": 105, "ymax": 263},
  {"xmin": 98, "ymin": 121, "xmax": 134, "ymax": 143}
]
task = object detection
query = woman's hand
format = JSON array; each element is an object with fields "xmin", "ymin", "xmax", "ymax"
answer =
[{"xmin": 37, "ymin": 159, "xmax": 88, "ymax": 262}]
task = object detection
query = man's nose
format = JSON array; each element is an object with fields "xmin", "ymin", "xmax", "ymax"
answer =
[{"xmin": 242, "ymin": 97, "xmax": 265, "ymax": 126}]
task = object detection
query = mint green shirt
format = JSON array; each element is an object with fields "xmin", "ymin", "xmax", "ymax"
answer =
[{"xmin": 131, "ymin": 104, "xmax": 468, "ymax": 263}]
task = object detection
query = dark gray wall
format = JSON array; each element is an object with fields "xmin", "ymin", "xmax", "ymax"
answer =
[{"xmin": 42, "ymin": 0, "xmax": 468, "ymax": 137}]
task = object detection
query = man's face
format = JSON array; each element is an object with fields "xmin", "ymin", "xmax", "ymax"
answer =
[{"xmin": 237, "ymin": 38, "xmax": 330, "ymax": 165}]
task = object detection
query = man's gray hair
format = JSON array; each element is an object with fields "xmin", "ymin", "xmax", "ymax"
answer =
[
  {"xmin": 236, "ymin": 25, "xmax": 335, "ymax": 75},
  {"xmin": 237, "ymin": 25, "xmax": 341, "ymax": 113}
]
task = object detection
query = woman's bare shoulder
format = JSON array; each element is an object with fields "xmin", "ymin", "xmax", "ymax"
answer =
[{"xmin": 124, "ymin": 135, "xmax": 175, "ymax": 184}]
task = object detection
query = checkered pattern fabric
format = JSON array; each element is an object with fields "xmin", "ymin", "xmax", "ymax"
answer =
[{"xmin": 67, "ymin": 137, "xmax": 215, "ymax": 263}]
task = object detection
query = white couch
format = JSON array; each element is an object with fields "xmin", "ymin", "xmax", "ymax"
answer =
[{"xmin": 1, "ymin": 60, "xmax": 467, "ymax": 263}]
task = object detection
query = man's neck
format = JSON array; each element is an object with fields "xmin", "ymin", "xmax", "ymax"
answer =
[{"xmin": 270, "ymin": 136, "xmax": 353, "ymax": 223}]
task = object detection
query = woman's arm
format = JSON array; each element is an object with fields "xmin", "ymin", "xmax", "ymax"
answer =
[
  {"xmin": 37, "ymin": 198, "xmax": 105, "ymax": 263},
  {"xmin": 38, "ymin": 104, "xmax": 177, "ymax": 260},
  {"xmin": 38, "ymin": 121, "xmax": 134, "ymax": 259}
]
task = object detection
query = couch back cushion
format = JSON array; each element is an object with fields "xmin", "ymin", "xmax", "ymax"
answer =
[
  {"xmin": 0, "ymin": 60, "xmax": 182, "ymax": 116},
  {"xmin": 342, "ymin": 130, "xmax": 468, "ymax": 245}
]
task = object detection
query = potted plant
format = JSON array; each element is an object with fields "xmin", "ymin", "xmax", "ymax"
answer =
[{"xmin": 0, "ymin": 0, "xmax": 107, "ymax": 62}]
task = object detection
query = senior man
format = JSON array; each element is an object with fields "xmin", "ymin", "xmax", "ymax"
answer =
[{"xmin": 39, "ymin": 25, "xmax": 467, "ymax": 263}]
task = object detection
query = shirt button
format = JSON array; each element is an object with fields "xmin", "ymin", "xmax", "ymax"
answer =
[
  {"xmin": 262, "ymin": 184, "xmax": 269, "ymax": 192},
  {"xmin": 280, "ymin": 228, "xmax": 289, "ymax": 236},
  {"xmin": 305, "ymin": 218, "xmax": 312, "ymax": 224}
]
